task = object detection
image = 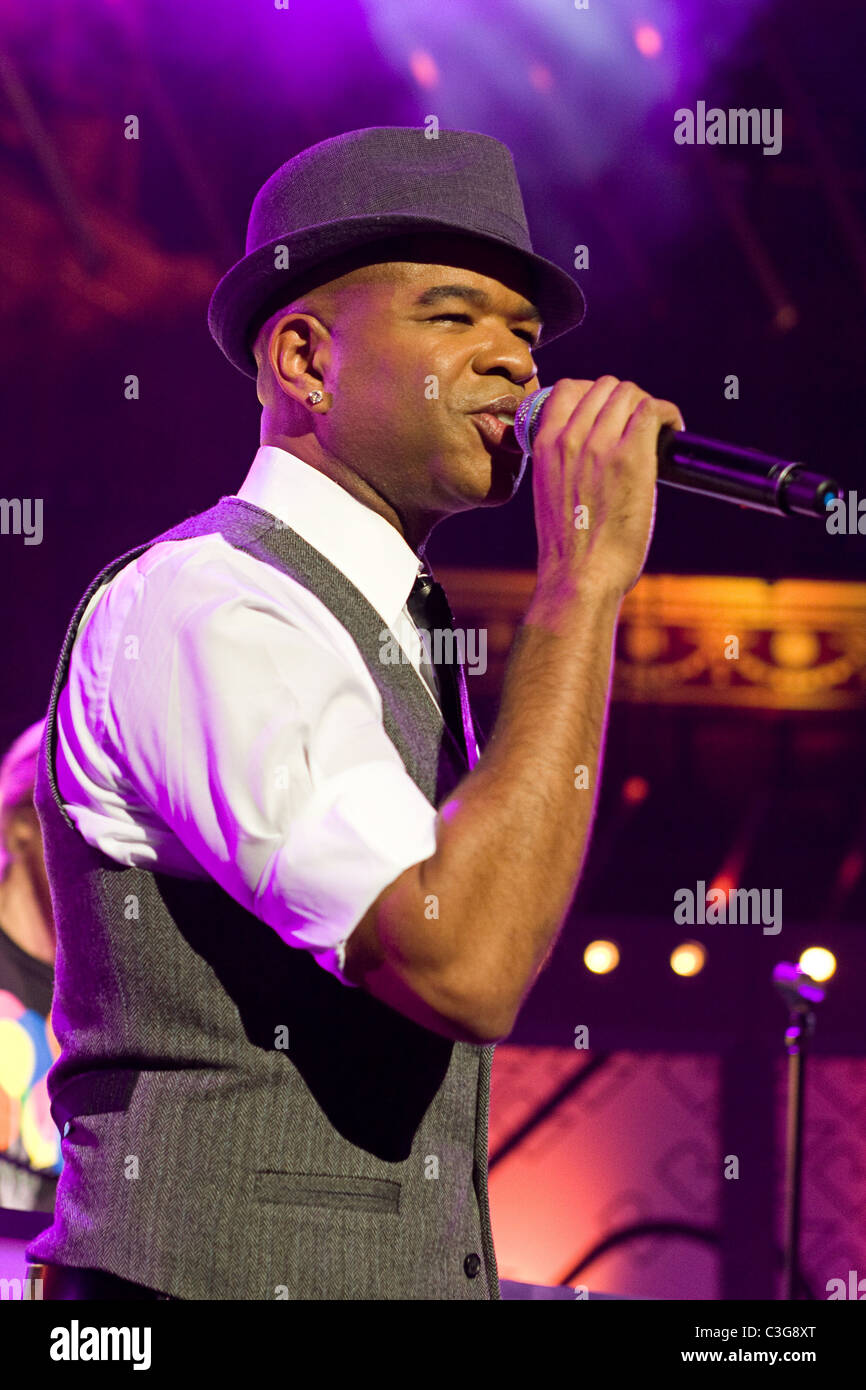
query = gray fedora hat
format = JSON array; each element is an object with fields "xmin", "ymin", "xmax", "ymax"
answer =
[{"xmin": 208, "ymin": 126, "xmax": 586, "ymax": 378}]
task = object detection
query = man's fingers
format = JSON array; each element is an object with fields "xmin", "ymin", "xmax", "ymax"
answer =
[
  {"xmin": 581, "ymin": 381, "xmax": 651, "ymax": 460},
  {"xmin": 621, "ymin": 396, "xmax": 685, "ymax": 439},
  {"xmin": 531, "ymin": 378, "xmax": 602, "ymax": 453}
]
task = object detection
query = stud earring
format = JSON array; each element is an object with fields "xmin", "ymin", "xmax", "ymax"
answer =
[{"xmin": 306, "ymin": 390, "xmax": 324, "ymax": 405}]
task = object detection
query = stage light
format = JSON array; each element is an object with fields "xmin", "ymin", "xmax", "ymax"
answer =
[
  {"xmin": 622, "ymin": 774, "xmax": 649, "ymax": 805},
  {"xmin": 838, "ymin": 848, "xmax": 864, "ymax": 892},
  {"xmin": 409, "ymin": 50, "xmax": 439, "ymax": 89},
  {"xmin": 528, "ymin": 63, "xmax": 554, "ymax": 93},
  {"xmin": 799, "ymin": 947, "xmax": 836, "ymax": 983},
  {"xmin": 634, "ymin": 24, "xmax": 663, "ymax": 58},
  {"xmin": 670, "ymin": 941, "xmax": 707, "ymax": 977},
  {"xmin": 773, "ymin": 304, "xmax": 799, "ymax": 331},
  {"xmin": 584, "ymin": 940, "xmax": 620, "ymax": 974}
]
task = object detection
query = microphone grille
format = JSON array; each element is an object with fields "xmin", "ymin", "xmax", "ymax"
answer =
[{"xmin": 513, "ymin": 387, "xmax": 553, "ymax": 455}]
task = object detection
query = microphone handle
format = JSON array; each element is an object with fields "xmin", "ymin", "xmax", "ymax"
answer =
[
  {"xmin": 657, "ymin": 427, "xmax": 838, "ymax": 518},
  {"xmin": 512, "ymin": 386, "xmax": 840, "ymax": 520}
]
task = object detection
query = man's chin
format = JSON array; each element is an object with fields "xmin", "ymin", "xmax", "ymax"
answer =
[{"xmin": 472, "ymin": 447, "xmax": 529, "ymax": 505}]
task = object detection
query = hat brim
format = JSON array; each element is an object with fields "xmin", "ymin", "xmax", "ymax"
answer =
[{"xmin": 208, "ymin": 213, "xmax": 586, "ymax": 378}]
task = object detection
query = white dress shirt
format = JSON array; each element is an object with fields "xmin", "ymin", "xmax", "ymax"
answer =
[{"xmin": 53, "ymin": 445, "xmax": 446, "ymax": 987}]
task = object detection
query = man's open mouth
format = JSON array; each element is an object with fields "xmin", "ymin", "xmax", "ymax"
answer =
[{"xmin": 468, "ymin": 394, "xmax": 523, "ymax": 454}]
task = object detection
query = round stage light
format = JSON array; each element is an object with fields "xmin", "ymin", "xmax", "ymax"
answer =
[
  {"xmin": 584, "ymin": 940, "xmax": 620, "ymax": 974},
  {"xmin": 622, "ymin": 774, "xmax": 649, "ymax": 805},
  {"xmin": 634, "ymin": 25, "xmax": 663, "ymax": 58},
  {"xmin": 799, "ymin": 947, "xmax": 836, "ymax": 982},
  {"xmin": 671, "ymin": 941, "xmax": 706, "ymax": 977}
]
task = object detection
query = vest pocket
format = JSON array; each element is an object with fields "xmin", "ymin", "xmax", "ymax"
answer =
[{"xmin": 251, "ymin": 1170, "xmax": 400, "ymax": 1214}]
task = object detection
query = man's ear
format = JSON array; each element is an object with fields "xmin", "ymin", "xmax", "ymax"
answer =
[
  {"xmin": 253, "ymin": 333, "xmax": 269, "ymax": 407},
  {"xmin": 4, "ymin": 803, "xmax": 39, "ymax": 857},
  {"xmin": 252, "ymin": 306, "xmax": 294, "ymax": 407},
  {"xmin": 266, "ymin": 311, "xmax": 333, "ymax": 416},
  {"xmin": 252, "ymin": 306, "xmax": 283, "ymax": 404}
]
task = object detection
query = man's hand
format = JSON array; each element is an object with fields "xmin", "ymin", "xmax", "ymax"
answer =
[{"xmin": 531, "ymin": 376, "xmax": 685, "ymax": 603}]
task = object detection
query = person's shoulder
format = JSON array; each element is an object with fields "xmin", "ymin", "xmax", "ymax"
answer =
[
  {"xmin": 69, "ymin": 532, "xmax": 234, "ymax": 634},
  {"xmin": 86, "ymin": 531, "xmax": 277, "ymax": 613},
  {"xmin": 80, "ymin": 528, "xmax": 338, "ymax": 642}
]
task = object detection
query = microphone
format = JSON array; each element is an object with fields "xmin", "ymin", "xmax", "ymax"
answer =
[{"xmin": 512, "ymin": 387, "xmax": 841, "ymax": 520}]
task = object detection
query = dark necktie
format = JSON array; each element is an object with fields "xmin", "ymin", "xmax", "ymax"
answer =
[{"xmin": 406, "ymin": 568, "xmax": 477, "ymax": 768}]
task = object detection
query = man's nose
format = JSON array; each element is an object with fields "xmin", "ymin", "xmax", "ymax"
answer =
[{"xmin": 472, "ymin": 344, "xmax": 537, "ymax": 387}]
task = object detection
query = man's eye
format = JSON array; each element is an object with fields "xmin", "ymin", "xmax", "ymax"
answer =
[{"xmin": 427, "ymin": 314, "xmax": 537, "ymax": 346}]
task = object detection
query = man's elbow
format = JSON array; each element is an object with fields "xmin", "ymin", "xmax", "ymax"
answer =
[
  {"xmin": 437, "ymin": 962, "xmax": 517, "ymax": 1043},
  {"xmin": 343, "ymin": 899, "xmax": 514, "ymax": 1045}
]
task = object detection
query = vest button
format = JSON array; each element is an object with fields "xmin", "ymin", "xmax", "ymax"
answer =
[{"xmin": 463, "ymin": 1252, "xmax": 481, "ymax": 1278}]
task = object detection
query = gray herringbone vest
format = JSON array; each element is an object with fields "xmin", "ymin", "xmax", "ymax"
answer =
[{"xmin": 26, "ymin": 495, "xmax": 499, "ymax": 1300}]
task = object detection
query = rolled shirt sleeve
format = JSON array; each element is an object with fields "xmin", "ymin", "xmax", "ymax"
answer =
[{"xmin": 58, "ymin": 538, "xmax": 440, "ymax": 986}]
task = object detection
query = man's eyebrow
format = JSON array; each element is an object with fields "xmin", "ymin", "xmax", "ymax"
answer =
[{"xmin": 412, "ymin": 284, "xmax": 542, "ymax": 325}]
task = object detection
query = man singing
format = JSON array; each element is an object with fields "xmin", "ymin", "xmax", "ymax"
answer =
[{"xmin": 26, "ymin": 127, "xmax": 683, "ymax": 1299}]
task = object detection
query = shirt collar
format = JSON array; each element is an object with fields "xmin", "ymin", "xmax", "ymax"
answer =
[{"xmin": 235, "ymin": 444, "xmax": 424, "ymax": 628}]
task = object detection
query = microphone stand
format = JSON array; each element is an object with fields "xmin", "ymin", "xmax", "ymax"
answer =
[{"xmin": 772, "ymin": 963, "xmax": 825, "ymax": 1300}]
